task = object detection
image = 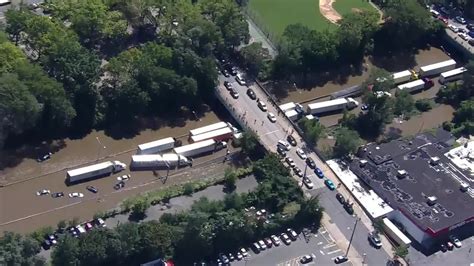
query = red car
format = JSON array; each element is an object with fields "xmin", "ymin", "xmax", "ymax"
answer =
[{"xmin": 437, "ymin": 16, "xmax": 448, "ymax": 24}]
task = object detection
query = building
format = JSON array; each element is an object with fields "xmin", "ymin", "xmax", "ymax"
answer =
[{"xmin": 350, "ymin": 129, "xmax": 474, "ymax": 247}]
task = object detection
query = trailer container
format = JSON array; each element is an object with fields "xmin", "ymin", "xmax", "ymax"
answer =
[
  {"xmin": 190, "ymin": 127, "xmax": 233, "ymax": 143},
  {"xmin": 67, "ymin": 161, "xmax": 126, "ymax": 184},
  {"xmin": 397, "ymin": 78, "xmax": 433, "ymax": 93},
  {"xmin": 439, "ymin": 67, "xmax": 467, "ymax": 84},
  {"xmin": 419, "ymin": 59, "xmax": 456, "ymax": 77},
  {"xmin": 285, "ymin": 109, "xmax": 299, "ymax": 121},
  {"xmin": 189, "ymin": 122, "xmax": 229, "ymax": 137},
  {"xmin": 173, "ymin": 139, "xmax": 226, "ymax": 157},
  {"xmin": 330, "ymin": 85, "xmax": 362, "ymax": 99},
  {"xmin": 137, "ymin": 137, "xmax": 176, "ymax": 154},
  {"xmin": 307, "ymin": 98, "xmax": 358, "ymax": 114},
  {"xmin": 131, "ymin": 154, "xmax": 190, "ymax": 168},
  {"xmin": 383, "ymin": 218, "xmax": 412, "ymax": 247},
  {"xmin": 392, "ymin": 70, "xmax": 413, "ymax": 84},
  {"xmin": 279, "ymin": 102, "xmax": 296, "ymax": 112}
]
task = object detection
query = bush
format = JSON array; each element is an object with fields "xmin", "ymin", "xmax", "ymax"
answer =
[
  {"xmin": 442, "ymin": 121, "xmax": 453, "ymax": 131},
  {"xmin": 183, "ymin": 183, "xmax": 194, "ymax": 196},
  {"xmin": 415, "ymin": 99, "xmax": 432, "ymax": 112}
]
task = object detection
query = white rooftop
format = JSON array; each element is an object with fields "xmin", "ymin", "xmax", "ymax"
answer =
[{"xmin": 444, "ymin": 139, "xmax": 474, "ymax": 178}]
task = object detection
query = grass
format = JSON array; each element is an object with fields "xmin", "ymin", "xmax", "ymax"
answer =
[
  {"xmin": 333, "ymin": 0, "xmax": 377, "ymax": 16},
  {"xmin": 248, "ymin": 0, "xmax": 334, "ymax": 36}
]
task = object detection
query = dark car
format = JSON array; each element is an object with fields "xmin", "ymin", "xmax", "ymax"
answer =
[
  {"xmin": 277, "ymin": 146, "xmax": 286, "ymax": 157},
  {"xmin": 294, "ymin": 167, "xmax": 304, "ymax": 177},
  {"xmin": 440, "ymin": 243, "xmax": 448, "ymax": 252},
  {"xmin": 246, "ymin": 88, "xmax": 256, "ymax": 100},
  {"xmin": 114, "ymin": 181, "xmax": 125, "ymax": 190},
  {"xmin": 221, "ymin": 68, "xmax": 230, "ymax": 77},
  {"xmin": 224, "ymin": 81, "xmax": 233, "ymax": 90},
  {"xmin": 344, "ymin": 201, "xmax": 354, "ymax": 215},
  {"xmin": 286, "ymin": 135, "xmax": 297, "ymax": 146},
  {"xmin": 470, "ymin": 39, "xmax": 474, "ymax": 46},
  {"xmin": 86, "ymin": 186, "xmax": 98, "ymax": 193},
  {"xmin": 368, "ymin": 232, "xmax": 382, "ymax": 248},
  {"xmin": 300, "ymin": 255, "xmax": 313, "ymax": 264},
  {"xmin": 228, "ymin": 65, "xmax": 238, "ymax": 76},
  {"xmin": 51, "ymin": 192, "xmax": 64, "ymax": 198},
  {"xmin": 306, "ymin": 157, "xmax": 316, "ymax": 169},
  {"xmin": 37, "ymin": 152, "xmax": 52, "ymax": 162},
  {"xmin": 336, "ymin": 193, "xmax": 345, "ymax": 204},
  {"xmin": 334, "ymin": 255, "xmax": 348, "ymax": 264},
  {"xmin": 468, "ymin": 23, "xmax": 474, "ymax": 31},
  {"xmin": 42, "ymin": 239, "xmax": 52, "ymax": 250}
]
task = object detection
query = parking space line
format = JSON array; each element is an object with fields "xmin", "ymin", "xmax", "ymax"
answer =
[
  {"xmin": 323, "ymin": 243, "xmax": 337, "ymax": 249},
  {"xmin": 320, "ymin": 250, "xmax": 325, "ymax": 255},
  {"xmin": 264, "ymin": 129, "xmax": 280, "ymax": 135},
  {"xmin": 327, "ymin": 249, "xmax": 341, "ymax": 255}
]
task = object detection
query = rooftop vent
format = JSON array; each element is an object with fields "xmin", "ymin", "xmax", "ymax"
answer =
[
  {"xmin": 460, "ymin": 182, "xmax": 470, "ymax": 192},
  {"xmin": 427, "ymin": 196, "xmax": 438, "ymax": 206},
  {"xmin": 397, "ymin": 170, "xmax": 407, "ymax": 179},
  {"xmin": 360, "ymin": 160, "xmax": 368, "ymax": 167},
  {"xmin": 429, "ymin": 156, "xmax": 440, "ymax": 165}
]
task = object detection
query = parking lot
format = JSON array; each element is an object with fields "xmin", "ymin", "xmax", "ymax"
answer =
[{"xmin": 231, "ymin": 226, "xmax": 349, "ymax": 266}]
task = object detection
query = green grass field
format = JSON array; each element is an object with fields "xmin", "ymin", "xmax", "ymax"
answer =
[{"xmin": 248, "ymin": 0, "xmax": 377, "ymax": 36}]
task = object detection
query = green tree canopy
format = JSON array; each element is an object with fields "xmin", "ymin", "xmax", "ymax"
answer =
[
  {"xmin": 333, "ymin": 127, "xmax": 362, "ymax": 158},
  {"xmin": 0, "ymin": 232, "xmax": 45, "ymax": 266},
  {"xmin": 298, "ymin": 117, "xmax": 325, "ymax": 147}
]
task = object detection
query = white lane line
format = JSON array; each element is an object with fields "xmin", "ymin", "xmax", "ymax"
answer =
[
  {"xmin": 323, "ymin": 243, "xmax": 337, "ymax": 249},
  {"xmin": 264, "ymin": 129, "xmax": 280, "ymax": 135},
  {"xmin": 317, "ymin": 241, "xmax": 324, "ymax": 245},
  {"xmin": 0, "ymin": 201, "xmax": 82, "ymax": 226},
  {"xmin": 320, "ymin": 250, "xmax": 325, "ymax": 255},
  {"xmin": 327, "ymin": 249, "xmax": 341, "ymax": 255}
]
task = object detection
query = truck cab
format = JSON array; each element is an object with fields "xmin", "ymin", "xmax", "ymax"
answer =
[{"xmin": 112, "ymin": 161, "xmax": 127, "ymax": 172}]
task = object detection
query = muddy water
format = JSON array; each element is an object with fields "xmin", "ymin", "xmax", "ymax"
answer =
[{"xmin": 0, "ymin": 111, "xmax": 220, "ymax": 184}]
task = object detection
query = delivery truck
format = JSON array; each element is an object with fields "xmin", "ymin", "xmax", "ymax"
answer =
[
  {"xmin": 285, "ymin": 109, "xmax": 299, "ymax": 121},
  {"xmin": 137, "ymin": 137, "xmax": 176, "ymax": 154},
  {"xmin": 419, "ymin": 59, "xmax": 456, "ymax": 77},
  {"xmin": 397, "ymin": 78, "xmax": 434, "ymax": 93},
  {"xmin": 279, "ymin": 102, "xmax": 296, "ymax": 113},
  {"xmin": 189, "ymin": 127, "xmax": 233, "ymax": 143},
  {"xmin": 67, "ymin": 161, "xmax": 126, "ymax": 184},
  {"xmin": 173, "ymin": 139, "xmax": 226, "ymax": 157},
  {"xmin": 439, "ymin": 67, "xmax": 466, "ymax": 84},
  {"xmin": 392, "ymin": 70, "xmax": 414, "ymax": 85},
  {"xmin": 306, "ymin": 98, "xmax": 358, "ymax": 115},
  {"xmin": 131, "ymin": 154, "xmax": 191, "ymax": 169},
  {"xmin": 189, "ymin": 122, "xmax": 229, "ymax": 137}
]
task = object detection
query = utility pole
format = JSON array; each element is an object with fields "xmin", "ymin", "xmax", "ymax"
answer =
[
  {"xmin": 95, "ymin": 137, "xmax": 106, "ymax": 161},
  {"xmin": 345, "ymin": 216, "xmax": 361, "ymax": 257}
]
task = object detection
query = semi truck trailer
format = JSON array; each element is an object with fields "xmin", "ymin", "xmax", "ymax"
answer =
[
  {"xmin": 397, "ymin": 78, "xmax": 434, "ymax": 93},
  {"xmin": 306, "ymin": 98, "xmax": 358, "ymax": 115},
  {"xmin": 67, "ymin": 161, "xmax": 126, "ymax": 184},
  {"xmin": 392, "ymin": 70, "xmax": 414, "ymax": 85},
  {"xmin": 189, "ymin": 127, "xmax": 233, "ymax": 143},
  {"xmin": 285, "ymin": 109, "xmax": 299, "ymax": 121},
  {"xmin": 173, "ymin": 139, "xmax": 226, "ymax": 157},
  {"xmin": 419, "ymin": 59, "xmax": 456, "ymax": 77},
  {"xmin": 439, "ymin": 67, "xmax": 466, "ymax": 84},
  {"xmin": 131, "ymin": 154, "xmax": 191, "ymax": 169},
  {"xmin": 189, "ymin": 122, "xmax": 229, "ymax": 137},
  {"xmin": 137, "ymin": 137, "xmax": 176, "ymax": 154}
]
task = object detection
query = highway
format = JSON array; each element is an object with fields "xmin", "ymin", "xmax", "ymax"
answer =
[{"xmin": 216, "ymin": 72, "xmax": 392, "ymax": 265}]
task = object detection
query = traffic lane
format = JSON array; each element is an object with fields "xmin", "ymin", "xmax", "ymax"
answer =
[
  {"xmin": 231, "ymin": 226, "xmax": 347, "ymax": 266},
  {"xmin": 313, "ymin": 188, "xmax": 391, "ymax": 265}
]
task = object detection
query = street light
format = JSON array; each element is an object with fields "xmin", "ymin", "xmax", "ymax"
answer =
[
  {"xmin": 345, "ymin": 215, "xmax": 361, "ymax": 257},
  {"xmin": 95, "ymin": 137, "xmax": 106, "ymax": 161}
]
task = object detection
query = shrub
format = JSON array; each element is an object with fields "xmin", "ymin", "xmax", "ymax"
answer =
[{"xmin": 415, "ymin": 99, "xmax": 432, "ymax": 112}]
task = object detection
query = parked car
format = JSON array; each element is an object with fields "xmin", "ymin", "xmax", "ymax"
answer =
[
  {"xmin": 51, "ymin": 192, "xmax": 64, "ymax": 198},
  {"xmin": 287, "ymin": 135, "xmax": 297, "ymax": 146},
  {"xmin": 224, "ymin": 81, "xmax": 233, "ymax": 90},
  {"xmin": 334, "ymin": 255, "xmax": 348, "ymax": 264},
  {"xmin": 306, "ymin": 157, "xmax": 316, "ymax": 169},
  {"xmin": 448, "ymin": 24, "xmax": 459, "ymax": 32},
  {"xmin": 468, "ymin": 23, "xmax": 474, "ymax": 31},
  {"xmin": 455, "ymin": 16, "xmax": 466, "ymax": 24},
  {"xmin": 368, "ymin": 232, "xmax": 382, "ymax": 248},
  {"xmin": 228, "ymin": 253, "xmax": 235, "ymax": 262},
  {"xmin": 361, "ymin": 104, "xmax": 368, "ymax": 111},
  {"xmin": 37, "ymin": 152, "xmax": 52, "ymax": 162},
  {"xmin": 95, "ymin": 218, "xmax": 106, "ymax": 228},
  {"xmin": 246, "ymin": 88, "xmax": 256, "ymax": 100},
  {"xmin": 218, "ymin": 253, "xmax": 229, "ymax": 264},
  {"xmin": 267, "ymin": 112, "xmax": 277, "ymax": 123},
  {"xmin": 221, "ymin": 68, "xmax": 230, "ymax": 77},
  {"xmin": 300, "ymin": 255, "xmax": 313, "ymax": 264},
  {"xmin": 315, "ymin": 168, "xmax": 324, "ymax": 178},
  {"xmin": 36, "ymin": 189, "xmax": 51, "ymax": 196},
  {"xmin": 344, "ymin": 201, "xmax": 354, "ymax": 215},
  {"xmin": 240, "ymin": 248, "xmax": 249, "ymax": 257},
  {"xmin": 446, "ymin": 241, "xmax": 454, "ymax": 250},
  {"xmin": 296, "ymin": 148, "xmax": 307, "ymax": 160},
  {"xmin": 258, "ymin": 240, "xmax": 267, "ymax": 250},
  {"xmin": 117, "ymin": 174, "xmax": 130, "ymax": 181},
  {"xmin": 236, "ymin": 73, "xmax": 246, "ymax": 85},
  {"xmin": 325, "ymin": 179, "xmax": 336, "ymax": 190},
  {"xmin": 280, "ymin": 233, "xmax": 291, "ymax": 245},
  {"xmin": 303, "ymin": 177, "xmax": 314, "ymax": 189},
  {"xmin": 458, "ymin": 32, "xmax": 470, "ymax": 41},
  {"xmin": 437, "ymin": 16, "xmax": 448, "ymax": 24},
  {"xmin": 271, "ymin": 235, "xmax": 281, "ymax": 246},
  {"xmin": 449, "ymin": 235, "xmax": 462, "ymax": 248},
  {"xmin": 287, "ymin": 228, "xmax": 298, "ymax": 240},
  {"xmin": 236, "ymin": 252, "xmax": 243, "ymax": 260},
  {"xmin": 336, "ymin": 193, "xmax": 345, "ymax": 204},
  {"xmin": 86, "ymin": 185, "xmax": 98, "ymax": 193},
  {"xmin": 257, "ymin": 99, "xmax": 267, "ymax": 111},
  {"xmin": 85, "ymin": 222, "xmax": 94, "ymax": 230},
  {"xmin": 278, "ymin": 140, "xmax": 291, "ymax": 151},
  {"xmin": 230, "ymin": 88, "xmax": 240, "ymax": 99},
  {"xmin": 252, "ymin": 242, "xmax": 261, "ymax": 253},
  {"xmin": 294, "ymin": 167, "xmax": 303, "ymax": 177},
  {"xmin": 285, "ymin": 157, "xmax": 296, "ymax": 168},
  {"xmin": 114, "ymin": 181, "xmax": 125, "ymax": 190},
  {"xmin": 264, "ymin": 238, "xmax": 273, "ymax": 248},
  {"xmin": 277, "ymin": 146, "xmax": 286, "ymax": 157},
  {"xmin": 75, "ymin": 225, "xmax": 86, "ymax": 234},
  {"xmin": 68, "ymin": 192, "xmax": 84, "ymax": 198},
  {"xmin": 228, "ymin": 66, "xmax": 238, "ymax": 76},
  {"xmin": 440, "ymin": 243, "xmax": 447, "ymax": 252}
]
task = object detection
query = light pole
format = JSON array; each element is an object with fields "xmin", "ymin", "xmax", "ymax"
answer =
[
  {"xmin": 95, "ymin": 137, "xmax": 106, "ymax": 161},
  {"xmin": 345, "ymin": 215, "xmax": 361, "ymax": 257}
]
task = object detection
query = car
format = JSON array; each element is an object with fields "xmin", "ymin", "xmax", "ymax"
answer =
[
  {"xmin": 278, "ymin": 140, "xmax": 291, "ymax": 151},
  {"xmin": 368, "ymin": 232, "xmax": 382, "ymax": 248},
  {"xmin": 267, "ymin": 112, "xmax": 277, "ymax": 123},
  {"xmin": 469, "ymin": 31, "xmax": 474, "ymax": 38},
  {"xmin": 270, "ymin": 235, "xmax": 281, "ymax": 246},
  {"xmin": 228, "ymin": 253, "xmax": 235, "ymax": 262},
  {"xmin": 344, "ymin": 201, "xmax": 354, "ymax": 214},
  {"xmin": 361, "ymin": 104, "xmax": 368, "ymax": 111},
  {"xmin": 218, "ymin": 253, "xmax": 229, "ymax": 264},
  {"xmin": 315, "ymin": 168, "xmax": 324, "ymax": 178},
  {"xmin": 257, "ymin": 99, "xmax": 267, "ymax": 112},
  {"xmin": 264, "ymin": 237, "xmax": 273, "ymax": 248},
  {"xmin": 325, "ymin": 179, "xmax": 336, "ymax": 190},
  {"xmin": 46, "ymin": 234, "xmax": 57, "ymax": 245},
  {"xmin": 294, "ymin": 167, "xmax": 303, "ymax": 177},
  {"xmin": 224, "ymin": 81, "xmax": 233, "ymax": 90},
  {"xmin": 230, "ymin": 88, "xmax": 239, "ymax": 99},
  {"xmin": 37, "ymin": 152, "xmax": 52, "ymax": 162},
  {"xmin": 336, "ymin": 193, "xmax": 345, "ymax": 204},
  {"xmin": 446, "ymin": 241, "xmax": 454, "ymax": 250},
  {"xmin": 303, "ymin": 177, "xmax": 314, "ymax": 189},
  {"xmin": 51, "ymin": 192, "xmax": 64, "ymax": 198},
  {"xmin": 437, "ymin": 16, "xmax": 448, "ymax": 24},
  {"xmin": 458, "ymin": 32, "xmax": 470, "ymax": 41},
  {"xmin": 455, "ymin": 16, "xmax": 466, "ymax": 24},
  {"xmin": 306, "ymin": 157, "xmax": 316, "ymax": 169},
  {"xmin": 258, "ymin": 240, "xmax": 267, "ymax": 250},
  {"xmin": 439, "ymin": 6, "xmax": 450, "ymax": 16},
  {"xmin": 280, "ymin": 233, "xmax": 291, "ymax": 245},
  {"xmin": 277, "ymin": 146, "xmax": 286, "ymax": 157},
  {"xmin": 86, "ymin": 185, "xmax": 98, "ymax": 193},
  {"xmin": 458, "ymin": 28, "xmax": 467, "ymax": 34},
  {"xmin": 430, "ymin": 9, "xmax": 440, "ymax": 17},
  {"xmin": 221, "ymin": 68, "xmax": 230, "ymax": 77},
  {"xmin": 36, "ymin": 189, "xmax": 51, "ymax": 196},
  {"xmin": 300, "ymin": 255, "xmax": 313, "ymax": 264},
  {"xmin": 75, "ymin": 225, "xmax": 86, "ymax": 234},
  {"xmin": 252, "ymin": 242, "xmax": 261, "ymax": 253},
  {"xmin": 117, "ymin": 174, "xmax": 130, "ymax": 181},
  {"xmin": 85, "ymin": 222, "xmax": 93, "ymax": 230},
  {"xmin": 287, "ymin": 228, "xmax": 298, "ymax": 240},
  {"xmin": 228, "ymin": 66, "xmax": 238, "ymax": 76},
  {"xmin": 95, "ymin": 218, "xmax": 106, "ymax": 228},
  {"xmin": 470, "ymin": 39, "xmax": 474, "ymax": 46},
  {"xmin": 236, "ymin": 252, "xmax": 243, "ymax": 260},
  {"xmin": 334, "ymin": 255, "xmax": 348, "ymax": 264},
  {"xmin": 448, "ymin": 24, "xmax": 459, "ymax": 33},
  {"xmin": 236, "ymin": 73, "xmax": 246, "ymax": 85},
  {"xmin": 296, "ymin": 148, "xmax": 307, "ymax": 160},
  {"xmin": 287, "ymin": 135, "xmax": 297, "ymax": 146},
  {"xmin": 449, "ymin": 235, "xmax": 462, "ymax": 248},
  {"xmin": 440, "ymin": 243, "xmax": 447, "ymax": 252},
  {"xmin": 68, "ymin": 192, "xmax": 84, "ymax": 198},
  {"xmin": 240, "ymin": 248, "xmax": 249, "ymax": 257},
  {"xmin": 285, "ymin": 157, "xmax": 296, "ymax": 168},
  {"xmin": 468, "ymin": 23, "xmax": 474, "ymax": 31},
  {"xmin": 114, "ymin": 181, "xmax": 125, "ymax": 190},
  {"xmin": 42, "ymin": 239, "xmax": 53, "ymax": 249},
  {"xmin": 246, "ymin": 88, "xmax": 256, "ymax": 100}
]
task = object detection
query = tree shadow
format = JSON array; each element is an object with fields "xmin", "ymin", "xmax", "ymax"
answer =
[{"xmin": 384, "ymin": 127, "xmax": 403, "ymax": 141}]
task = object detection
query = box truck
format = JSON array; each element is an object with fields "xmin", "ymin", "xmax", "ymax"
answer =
[
  {"xmin": 397, "ymin": 78, "xmax": 434, "ymax": 93},
  {"xmin": 439, "ymin": 67, "xmax": 466, "ymax": 84},
  {"xmin": 189, "ymin": 122, "xmax": 229, "ymax": 137},
  {"xmin": 279, "ymin": 102, "xmax": 296, "ymax": 113},
  {"xmin": 285, "ymin": 109, "xmax": 299, "ymax": 121},
  {"xmin": 392, "ymin": 70, "xmax": 413, "ymax": 85},
  {"xmin": 306, "ymin": 98, "xmax": 358, "ymax": 114},
  {"xmin": 419, "ymin": 59, "xmax": 456, "ymax": 77},
  {"xmin": 67, "ymin": 161, "xmax": 126, "ymax": 183},
  {"xmin": 190, "ymin": 127, "xmax": 233, "ymax": 143},
  {"xmin": 131, "ymin": 154, "xmax": 190, "ymax": 169},
  {"xmin": 137, "ymin": 137, "xmax": 176, "ymax": 154},
  {"xmin": 173, "ymin": 139, "xmax": 226, "ymax": 157}
]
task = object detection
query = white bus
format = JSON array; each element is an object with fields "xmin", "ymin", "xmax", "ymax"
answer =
[{"xmin": 439, "ymin": 67, "xmax": 467, "ymax": 84}]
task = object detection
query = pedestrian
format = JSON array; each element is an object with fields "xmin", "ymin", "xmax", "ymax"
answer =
[
  {"xmin": 261, "ymin": 121, "xmax": 264, "ymax": 126},
  {"xmin": 254, "ymin": 119, "xmax": 257, "ymax": 124}
]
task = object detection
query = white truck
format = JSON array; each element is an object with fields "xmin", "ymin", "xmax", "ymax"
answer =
[
  {"xmin": 173, "ymin": 139, "xmax": 226, "ymax": 157},
  {"xmin": 306, "ymin": 98, "xmax": 358, "ymax": 115},
  {"xmin": 189, "ymin": 122, "xmax": 229, "ymax": 137},
  {"xmin": 279, "ymin": 102, "xmax": 304, "ymax": 113},
  {"xmin": 190, "ymin": 127, "xmax": 233, "ymax": 143},
  {"xmin": 397, "ymin": 78, "xmax": 434, "ymax": 93},
  {"xmin": 67, "ymin": 161, "xmax": 126, "ymax": 183},
  {"xmin": 131, "ymin": 154, "xmax": 191, "ymax": 169},
  {"xmin": 392, "ymin": 70, "xmax": 414, "ymax": 85},
  {"xmin": 419, "ymin": 59, "xmax": 456, "ymax": 77},
  {"xmin": 439, "ymin": 67, "xmax": 467, "ymax": 84},
  {"xmin": 285, "ymin": 109, "xmax": 299, "ymax": 121},
  {"xmin": 137, "ymin": 137, "xmax": 176, "ymax": 154}
]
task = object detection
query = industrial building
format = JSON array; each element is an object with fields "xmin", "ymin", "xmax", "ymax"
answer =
[{"xmin": 349, "ymin": 129, "xmax": 474, "ymax": 247}]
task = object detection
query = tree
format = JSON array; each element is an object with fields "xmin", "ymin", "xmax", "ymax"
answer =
[
  {"xmin": 0, "ymin": 232, "xmax": 45, "ymax": 266},
  {"xmin": 239, "ymin": 42, "xmax": 269, "ymax": 77},
  {"xmin": 295, "ymin": 196, "xmax": 324, "ymax": 229},
  {"xmin": 362, "ymin": 67, "xmax": 395, "ymax": 95},
  {"xmin": 357, "ymin": 92, "xmax": 394, "ymax": 138},
  {"xmin": 252, "ymin": 154, "xmax": 290, "ymax": 181},
  {"xmin": 0, "ymin": 41, "xmax": 26, "ymax": 73},
  {"xmin": 452, "ymin": 99, "xmax": 474, "ymax": 135},
  {"xmin": 393, "ymin": 244, "xmax": 409, "ymax": 259},
  {"xmin": 240, "ymin": 130, "xmax": 261, "ymax": 158},
  {"xmin": 298, "ymin": 118, "xmax": 325, "ymax": 147},
  {"xmin": 223, "ymin": 169, "xmax": 237, "ymax": 192},
  {"xmin": 130, "ymin": 198, "xmax": 149, "ymax": 220},
  {"xmin": 4, "ymin": 9, "xmax": 31, "ymax": 44},
  {"xmin": 183, "ymin": 183, "xmax": 195, "ymax": 195},
  {"xmin": 51, "ymin": 235, "xmax": 80, "ymax": 266},
  {"xmin": 102, "ymin": 79, "xmax": 150, "ymax": 122},
  {"xmin": 393, "ymin": 90, "xmax": 415, "ymax": 117},
  {"xmin": 415, "ymin": 99, "xmax": 432, "ymax": 112},
  {"xmin": 76, "ymin": 229, "xmax": 122, "ymax": 266},
  {"xmin": 138, "ymin": 221, "xmax": 177, "ymax": 262},
  {"xmin": 333, "ymin": 127, "xmax": 362, "ymax": 158}
]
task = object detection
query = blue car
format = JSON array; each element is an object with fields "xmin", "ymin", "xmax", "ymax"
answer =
[
  {"xmin": 315, "ymin": 168, "xmax": 324, "ymax": 178},
  {"xmin": 325, "ymin": 179, "xmax": 336, "ymax": 190},
  {"xmin": 468, "ymin": 31, "xmax": 474, "ymax": 38}
]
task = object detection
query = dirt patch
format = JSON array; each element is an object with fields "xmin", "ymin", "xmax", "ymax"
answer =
[
  {"xmin": 351, "ymin": 8, "xmax": 363, "ymax": 13},
  {"xmin": 319, "ymin": 0, "xmax": 342, "ymax": 24}
]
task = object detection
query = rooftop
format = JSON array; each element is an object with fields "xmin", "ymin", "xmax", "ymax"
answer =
[{"xmin": 350, "ymin": 129, "xmax": 474, "ymax": 233}]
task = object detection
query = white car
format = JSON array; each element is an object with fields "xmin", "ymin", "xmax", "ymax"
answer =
[
  {"xmin": 257, "ymin": 99, "xmax": 267, "ymax": 112},
  {"xmin": 280, "ymin": 233, "xmax": 291, "ymax": 245},
  {"xmin": 458, "ymin": 32, "xmax": 470, "ymax": 41},
  {"xmin": 267, "ymin": 112, "xmax": 276, "ymax": 123},
  {"xmin": 68, "ymin": 192, "xmax": 84, "ymax": 198},
  {"xmin": 236, "ymin": 73, "xmax": 246, "ymax": 86},
  {"xmin": 270, "ymin": 235, "xmax": 281, "ymax": 246},
  {"xmin": 303, "ymin": 177, "xmax": 314, "ymax": 189},
  {"xmin": 285, "ymin": 157, "xmax": 296, "ymax": 168},
  {"xmin": 296, "ymin": 148, "xmax": 307, "ymax": 160},
  {"xmin": 117, "ymin": 174, "xmax": 131, "ymax": 181},
  {"xmin": 448, "ymin": 24, "xmax": 459, "ymax": 33},
  {"xmin": 287, "ymin": 228, "xmax": 298, "ymax": 240},
  {"xmin": 240, "ymin": 248, "xmax": 249, "ymax": 257},
  {"xmin": 449, "ymin": 235, "xmax": 462, "ymax": 248},
  {"xmin": 258, "ymin": 240, "xmax": 266, "ymax": 250},
  {"xmin": 36, "ymin": 189, "xmax": 51, "ymax": 196}
]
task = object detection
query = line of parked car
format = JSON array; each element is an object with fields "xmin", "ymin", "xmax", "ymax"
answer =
[
  {"xmin": 43, "ymin": 218, "xmax": 106, "ymax": 249},
  {"xmin": 429, "ymin": 4, "xmax": 474, "ymax": 46},
  {"xmin": 440, "ymin": 235, "xmax": 462, "ymax": 252}
]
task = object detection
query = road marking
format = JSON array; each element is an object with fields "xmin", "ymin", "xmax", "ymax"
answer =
[
  {"xmin": 327, "ymin": 249, "xmax": 341, "ymax": 255},
  {"xmin": 323, "ymin": 243, "xmax": 337, "ymax": 249},
  {"xmin": 0, "ymin": 201, "xmax": 82, "ymax": 226},
  {"xmin": 317, "ymin": 241, "xmax": 323, "ymax": 245},
  {"xmin": 264, "ymin": 129, "xmax": 280, "ymax": 135},
  {"xmin": 320, "ymin": 250, "xmax": 325, "ymax": 255}
]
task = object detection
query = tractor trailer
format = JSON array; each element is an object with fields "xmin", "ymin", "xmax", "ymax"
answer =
[
  {"xmin": 189, "ymin": 122, "xmax": 229, "ymax": 137},
  {"xmin": 67, "ymin": 161, "xmax": 126, "ymax": 184},
  {"xmin": 419, "ymin": 59, "xmax": 456, "ymax": 77},
  {"xmin": 137, "ymin": 137, "xmax": 176, "ymax": 154},
  {"xmin": 392, "ymin": 70, "xmax": 414, "ymax": 85},
  {"xmin": 131, "ymin": 154, "xmax": 190, "ymax": 169},
  {"xmin": 307, "ymin": 98, "xmax": 358, "ymax": 115},
  {"xmin": 439, "ymin": 67, "xmax": 467, "ymax": 84},
  {"xmin": 189, "ymin": 127, "xmax": 233, "ymax": 143},
  {"xmin": 397, "ymin": 78, "xmax": 434, "ymax": 93},
  {"xmin": 173, "ymin": 139, "xmax": 226, "ymax": 157}
]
